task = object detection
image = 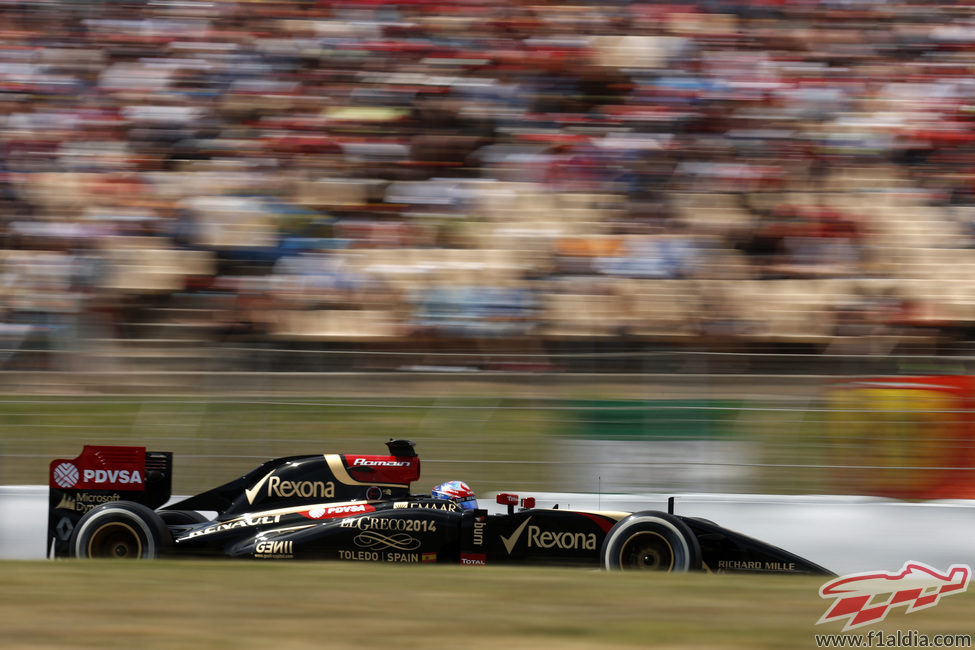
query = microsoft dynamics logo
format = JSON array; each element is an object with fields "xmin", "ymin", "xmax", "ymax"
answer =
[{"xmin": 817, "ymin": 561, "xmax": 970, "ymax": 632}]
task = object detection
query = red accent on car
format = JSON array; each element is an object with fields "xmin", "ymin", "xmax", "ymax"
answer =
[
  {"xmin": 520, "ymin": 497, "xmax": 536, "ymax": 509},
  {"xmin": 577, "ymin": 512, "xmax": 617, "ymax": 534},
  {"xmin": 496, "ymin": 493, "xmax": 519, "ymax": 506},
  {"xmin": 299, "ymin": 503, "xmax": 376, "ymax": 520},
  {"xmin": 343, "ymin": 454, "xmax": 421, "ymax": 485},
  {"xmin": 460, "ymin": 553, "xmax": 487, "ymax": 566},
  {"xmin": 49, "ymin": 445, "xmax": 147, "ymax": 491}
]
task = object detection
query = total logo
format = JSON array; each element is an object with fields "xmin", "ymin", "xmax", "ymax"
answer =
[{"xmin": 51, "ymin": 463, "xmax": 143, "ymax": 488}]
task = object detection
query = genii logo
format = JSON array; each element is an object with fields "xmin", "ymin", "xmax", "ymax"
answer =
[{"xmin": 818, "ymin": 561, "xmax": 971, "ymax": 631}]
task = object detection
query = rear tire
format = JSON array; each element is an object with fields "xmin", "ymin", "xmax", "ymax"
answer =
[
  {"xmin": 70, "ymin": 502, "xmax": 172, "ymax": 559},
  {"xmin": 602, "ymin": 511, "xmax": 702, "ymax": 572}
]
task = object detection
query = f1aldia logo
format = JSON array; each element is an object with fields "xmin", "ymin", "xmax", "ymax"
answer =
[{"xmin": 817, "ymin": 561, "xmax": 971, "ymax": 631}]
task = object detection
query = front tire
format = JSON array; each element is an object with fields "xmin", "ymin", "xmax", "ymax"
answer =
[
  {"xmin": 70, "ymin": 502, "xmax": 172, "ymax": 559},
  {"xmin": 602, "ymin": 511, "xmax": 702, "ymax": 572}
]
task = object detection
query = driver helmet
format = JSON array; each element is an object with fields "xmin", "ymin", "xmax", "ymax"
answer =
[{"xmin": 432, "ymin": 480, "xmax": 478, "ymax": 510}]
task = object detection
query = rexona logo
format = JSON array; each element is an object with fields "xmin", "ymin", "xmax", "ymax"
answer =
[
  {"xmin": 528, "ymin": 526, "xmax": 596, "ymax": 551},
  {"xmin": 267, "ymin": 477, "xmax": 334, "ymax": 499},
  {"xmin": 501, "ymin": 517, "xmax": 531, "ymax": 554},
  {"xmin": 352, "ymin": 458, "xmax": 411, "ymax": 467},
  {"xmin": 818, "ymin": 561, "xmax": 971, "ymax": 631},
  {"xmin": 245, "ymin": 471, "xmax": 335, "ymax": 504},
  {"xmin": 500, "ymin": 517, "xmax": 598, "ymax": 554}
]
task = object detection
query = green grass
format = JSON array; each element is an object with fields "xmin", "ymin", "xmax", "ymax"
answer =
[
  {"xmin": 1, "ymin": 561, "xmax": 971, "ymax": 649},
  {"xmin": 0, "ymin": 396, "xmax": 559, "ymax": 494},
  {"xmin": 0, "ymin": 394, "xmax": 916, "ymax": 496}
]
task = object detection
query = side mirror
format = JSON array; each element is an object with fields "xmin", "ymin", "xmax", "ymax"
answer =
[
  {"xmin": 497, "ymin": 493, "xmax": 535, "ymax": 514},
  {"xmin": 497, "ymin": 492, "xmax": 519, "ymax": 515}
]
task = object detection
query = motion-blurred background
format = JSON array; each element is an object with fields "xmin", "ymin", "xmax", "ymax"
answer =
[{"xmin": 3, "ymin": 0, "xmax": 975, "ymax": 501}]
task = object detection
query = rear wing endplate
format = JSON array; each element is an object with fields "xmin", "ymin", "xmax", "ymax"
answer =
[{"xmin": 47, "ymin": 445, "xmax": 172, "ymax": 558}]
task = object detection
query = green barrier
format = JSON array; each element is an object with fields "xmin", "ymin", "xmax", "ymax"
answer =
[{"xmin": 564, "ymin": 400, "xmax": 744, "ymax": 441}]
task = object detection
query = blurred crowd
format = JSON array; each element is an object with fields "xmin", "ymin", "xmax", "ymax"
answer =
[{"xmin": 4, "ymin": 0, "xmax": 975, "ymax": 368}]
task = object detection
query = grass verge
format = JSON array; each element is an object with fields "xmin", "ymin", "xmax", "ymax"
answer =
[
  {"xmin": 0, "ymin": 396, "xmax": 556, "ymax": 493},
  {"xmin": 2, "ymin": 561, "xmax": 972, "ymax": 650}
]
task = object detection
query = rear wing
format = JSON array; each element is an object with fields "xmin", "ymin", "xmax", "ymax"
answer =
[{"xmin": 48, "ymin": 445, "xmax": 172, "ymax": 558}]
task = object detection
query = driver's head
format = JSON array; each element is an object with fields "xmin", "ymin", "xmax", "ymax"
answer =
[{"xmin": 432, "ymin": 480, "xmax": 477, "ymax": 510}]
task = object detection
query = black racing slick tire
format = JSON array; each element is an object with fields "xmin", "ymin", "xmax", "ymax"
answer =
[
  {"xmin": 70, "ymin": 501, "xmax": 173, "ymax": 559},
  {"xmin": 601, "ymin": 511, "xmax": 702, "ymax": 572}
]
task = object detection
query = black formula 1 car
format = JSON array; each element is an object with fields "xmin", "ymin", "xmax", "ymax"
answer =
[{"xmin": 47, "ymin": 440, "xmax": 832, "ymax": 575}]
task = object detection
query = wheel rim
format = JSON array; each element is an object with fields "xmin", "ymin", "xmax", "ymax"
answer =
[
  {"xmin": 87, "ymin": 522, "xmax": 142, "ymax": 558},
  {"xmin": 618, "ymin": 531, "xmax": 674, "ymax": 571}
]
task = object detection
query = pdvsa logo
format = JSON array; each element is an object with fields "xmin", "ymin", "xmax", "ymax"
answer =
[
  {"xmin": 52, "ymin": 462, "xmax": 143, "ymax": 489},
  {"xmin": 52, "ymin": 463, "xmax": 80, "ymax": 488},
  {"xmin": 83, "ymin": 468, "xmax": 143, "ymax": 485},
  {"xmin": 818, "ymin": 561, "xmax": 971, "ymax": 631},
  {"xmin": 302, "ymin": 504, "xmax": 374, "ymax": 520}
]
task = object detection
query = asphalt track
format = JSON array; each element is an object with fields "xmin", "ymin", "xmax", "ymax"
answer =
[{"xmin": 3, "ymin": 486, "xmax": 974, "ymax": 575}]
